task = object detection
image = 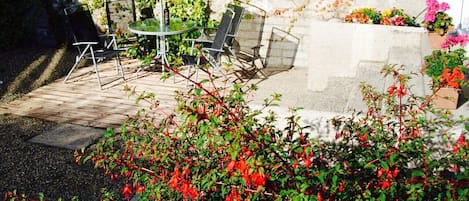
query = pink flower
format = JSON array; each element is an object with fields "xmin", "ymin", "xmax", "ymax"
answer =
[
  {"xmin": 439, "ymin": 2, "xmax": 450, "ymax": 11},
  {"xmin": 392, "ymin": 16, "xmax": 405, "ymax": 26},
  {"xmin": 424, "ymin": 12, "xmax": 436, "ymax": 23},
  {"xmin": 440, "ymin": 34, "xmax": 469, "ymax": 49},
  {"xmin": 424, "ymin": 0, "xmax": 450, "ymax": 23}
]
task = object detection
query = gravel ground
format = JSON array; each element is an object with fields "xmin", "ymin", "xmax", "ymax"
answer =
[{"xmin": 0, "ymin": 44, "xmax": 123, "ymax": 200}]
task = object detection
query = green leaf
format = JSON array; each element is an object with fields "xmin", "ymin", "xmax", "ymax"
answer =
[
  {"xmin": 411, "ymin": 170, "xmax": 425, "ymax": 177},
  {"xmin": 194, "ymin": 88, "xmax": 202, "ymax": 96},
  {"xmin": 390, "ymin": 153, "xmax": 397, "ymax": 165},
  {"xmin": 300, "ymin": 183, "xmax": 309, "ymax": 192},
  {"xmin": 332, "ymin": 175, "xmax": 338, "ymax": 186},
  {"xmin": 380, "ymin": 161, "xmax": 389, "ymax": 170},
  {"xmin": 379, "ymin": 192, "xmax": 386, "ymax": 201},
  {"xmin": 364, "ymin": 163, "xmax": 377, "ymax": 169},
  {"xmin": 103, "ymin": 128, "xmax": 114, "ymax": 138}
]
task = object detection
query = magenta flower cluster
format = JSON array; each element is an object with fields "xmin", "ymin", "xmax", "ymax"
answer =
[
  {"xmin": 440, "ymin": 34, "xmax": 469, "ymax": 49},
  {"xmin": 424, "ymin": 0, "xmax": 450, "ymax": 23}
]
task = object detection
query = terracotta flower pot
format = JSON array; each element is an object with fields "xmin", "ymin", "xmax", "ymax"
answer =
[
  {"xmin": 432, "ymin": 87, "xmax": 459, "ymax": 109},
  {"xmin": 427, "ymin": 26, "xmax": 454, "ymax": 49}
]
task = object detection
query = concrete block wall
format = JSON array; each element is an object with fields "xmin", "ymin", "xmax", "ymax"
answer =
[{"xmin": 241, "ymin": 0, "xmax": 427, "ymax": 70}]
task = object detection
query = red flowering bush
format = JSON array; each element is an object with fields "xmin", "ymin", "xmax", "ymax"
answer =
[{"xmin": 73, "ymin": 63, "xmax": 468, "ymax": 200}]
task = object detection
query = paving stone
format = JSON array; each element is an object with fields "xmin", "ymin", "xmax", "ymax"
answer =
[{"xmin": 28, "ymin": 124, "xmax": 105, "ymax": 150}]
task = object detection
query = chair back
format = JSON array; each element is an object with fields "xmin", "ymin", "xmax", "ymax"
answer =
[
  {"xmin": 226, "ymin": 4, "xmax": 245, "ymax": 47},
  {"xmin": 209, "ymin": 8, "xmax": 234, "ymax": 59},
  {"xmin": 105, "ymin": 0, "xmax": 136, "ymax": 34},
  {"xmin": 236, "ymin": 3, "xmax": 266, "ymax": 54},
  {"xmin": 64, "ymin": 4, "xmax": 101, "ymax": 44}
]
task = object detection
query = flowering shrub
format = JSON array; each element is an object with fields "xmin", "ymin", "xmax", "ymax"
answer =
[
  {"xmin": 74, "ymin": 61, "xmax": 469, "ymax": 200},
  {"xmin": 344, "ymin": 7, "xmax": 418, "ymax": 27},
  {"xmin": 423, "ymin": 35, "xmax": 468, "ymax": 89},
  {"xmin": 313, "ymin": 0, "xmax": 354, "ymax": 21},
  {"xmin": 423, "ymin": 0, "xmax": 453, "ymax": 35}
]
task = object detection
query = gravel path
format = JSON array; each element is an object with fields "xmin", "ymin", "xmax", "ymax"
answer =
[{"xmin": 0, "ymin": 45, "xmax": 123, "ymax": 200}]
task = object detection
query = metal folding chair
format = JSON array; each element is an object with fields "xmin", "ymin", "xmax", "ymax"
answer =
[
  {"xmin": 64, "ymin": 4, "xmax": 125, "ymax": 89},
  {"xmin": 182, "ymin": 8, "xmax": 234, "ymax": 86}
]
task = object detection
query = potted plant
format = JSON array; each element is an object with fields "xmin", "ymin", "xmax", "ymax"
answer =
[
  {"xmin": 422, "ymin": 0, "xmax": 453, "ymax": 48},
  {"xmin": 422, "ymin": 34, "xmax": 469, "ymax": 109},
  {"xmin": 344, "ymin": 7, "xmax": 418, "ymax": 27},
  {"xmin": 344, "ymin": 7, "xmax": 382, "ymax": 24},
  {"xmin": 380, "ymin": 7, "xmax": 419, "ymax": 27}
]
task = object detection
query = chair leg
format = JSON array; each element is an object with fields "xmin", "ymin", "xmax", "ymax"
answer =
[
  {"xmin": 89, "ymin": 47, "xmax": 103, "ymax": 90},
  {"xmin": 186, "ymin": 65, "xmax": 192, "ymax": 87},
  {"xmin": 115, "ymin": 52, "xmax": 125, "ymax": 81},
  {"xmin": 64, "ymin": 45, "xmax": 91, "ymax": 83}
]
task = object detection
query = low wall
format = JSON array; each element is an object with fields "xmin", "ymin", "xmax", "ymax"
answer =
[{"xmin": 305, "ymin": 22, "xmax": 430, "ymax": 91}]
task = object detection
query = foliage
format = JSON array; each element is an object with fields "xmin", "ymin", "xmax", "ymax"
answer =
[
  {"xmin": 422, "ymin": 36, "xmax": 468, "ymax": 89},
  {"xmin": 344, "ymin": 7, "xmax": 418, "ymax": 27},
  {"xmin": 76, "ymin": 61, "xmax": 468, "ymax": 200},
  {"xmin": 422, "ymin": 0, "xmax": 453, "ymax": 35}
]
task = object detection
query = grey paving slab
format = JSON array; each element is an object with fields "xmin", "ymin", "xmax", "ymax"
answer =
[{"xmin": 28, "ymin": 124, "xmax": 105, "ymax": 150}]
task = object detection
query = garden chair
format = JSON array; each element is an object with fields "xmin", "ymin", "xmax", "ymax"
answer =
[
  {"xmin": 104, "ymin": 0, "xmax": 137, "ymax": 50},
  {"xmin": 64, "ymin": 4, "xmax": 125, "ymax": 90},
  {"xmin": 182, "ymin": 8, "xmax": 234, "ymax": 86},
  {"xmin": 229, "ymin": 3, "xmax": 267, "ymax": 80},
  {"xmin": 189, "ymin": 3, "xmax": 244, "ymax": 52}
]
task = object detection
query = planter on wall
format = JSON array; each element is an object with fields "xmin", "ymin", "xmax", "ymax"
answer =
[
  {"xmin": 432, "ymin": 87, "xmax": 459, "ymax": 109},
  {"xmin": 427, "ymin": 27, "xmax": 454, "ymax": 49}
]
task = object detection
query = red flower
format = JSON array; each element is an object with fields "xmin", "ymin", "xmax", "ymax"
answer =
[
  {"xmin": 251, "ymin": 172, "xmax": 267, "ymax": 187},
  {"xmin": 377, "ymin": 168, "xmax": 385, "ymax": 178},
  {"xmin": 380, "ymin": 179, "xmax": 391, "ymax": 190},
  {"xmin": 293, "ymin": 161, "xmax": 298, "ymax": 170},
  {"xmin": 227, "ymin": 160, "xmax": 236, "ymax": 172},
  {"xmin": 397, "ymin": 84, "xmax": 406, "ymax": 97},
  {"xmin": 304, "ymin": 157, "xmax": 312, "ymax": 168},
  {"xmin": 338, "ymin": 182, "xmax": 345, "ymax": 192},
  {"xmin": 180, "ymin": 182, "xmax": 199, "ymax": 200},
  {"xmin": 121, "ymin": 184, "xmax": 133, "ymax": 200},
  {"xmin": 136, "ymin": 184, "xmax": 145, "ymax": 193},
  {"xmin": 225, "ymin": 188, "xmax": 241, "ymax": 201},
  {"xmin": 453, "ymin": 144, "xmax": 460, "ymax": 154},
  {"xmin": 439, "ymin": 68, "xmax": 465, "ymax": 88},
  {"xmin": 387, "ymin": 84, "xmax": 397, "ymax": 95},
  {"xmin": 236, "ymin": 159, "xmax": 247, "ymax": 172},
  {"xmin": 317, "ymin": 192, "xmax": 323, "ymax": 201},
  {"xmin": 391, "ymin": 168, "xmax": 399, "ymax": 178},
  {"xmin": 392, "ymin": 16, "xmax": 405, "ymax": 26},
  {"xmin": 168, "ymin": 166, "xmax": 180, "ymax": 189}
]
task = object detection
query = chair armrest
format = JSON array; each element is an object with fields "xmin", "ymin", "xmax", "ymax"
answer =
[
  {"xmin": 184, "ymin": 38, "xmax": 213, "ymax": 44},
  {"xmin": 72, "ymin": 41, "xmax": 99, "ymax": 46},
  {"xmin": 98, "ymin": 34, "xmax": 117, "ymax": 38},
  {"xmin": 203, "ymin": 47, "xmax": 224, "ymax": 53},
  {"xmin": 251, "ymin": 44, "xmax": 263, "ymax": 50}
]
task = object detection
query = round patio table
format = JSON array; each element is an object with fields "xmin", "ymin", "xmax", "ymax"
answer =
[{"xmin": 128, "ymin": 18, "xmax": 197, "ymax": 73}]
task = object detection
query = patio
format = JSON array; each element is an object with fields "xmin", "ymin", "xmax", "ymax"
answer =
[{"xmin": 0, "ymin": 58, "xmax": 190, "ymax": 129}]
